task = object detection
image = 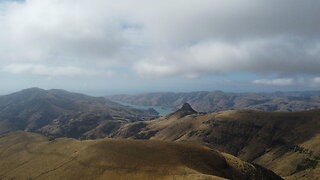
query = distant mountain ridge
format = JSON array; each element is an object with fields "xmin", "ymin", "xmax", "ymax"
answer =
[
  {"xmin": 106, "ymin": 90, "xmax": 320, "ymax": 112},
  {"xmin": 0, "ymin": 88, "xmax": 158, "ymax": 138},
  {"xmin": 0, "ymin": 88, "xmax": 319, "ymax": 179}
]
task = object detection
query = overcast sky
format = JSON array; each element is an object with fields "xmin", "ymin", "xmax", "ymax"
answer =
[{"xmin": 0, "ymin": 0, "xmax": 320, "ymax": 95}]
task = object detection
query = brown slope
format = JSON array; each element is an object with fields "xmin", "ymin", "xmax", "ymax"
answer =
[
  {"xmin": 0, "ymin": 88, "xmax": 158, "ymax": 138},
  {"xmin": 108, "ymin": 105, "xmax": 320, "ymax": 179},
  {"xmin": 0, "ymin": 131, "xmax": 281, "ymax": 180}
]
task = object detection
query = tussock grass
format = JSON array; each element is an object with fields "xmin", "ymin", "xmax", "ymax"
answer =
[{"xmin": 0, "ymin": 131, "xmax": 281, "ymax": 180}]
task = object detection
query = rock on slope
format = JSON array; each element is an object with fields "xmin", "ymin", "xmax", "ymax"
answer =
[
  {"xmin": 108, "ymin": 103, "xmax": 320, "ymax": 179},
  {"xmin": 0, "ymin": 131, "xmax": 282, "ymax": 180}
]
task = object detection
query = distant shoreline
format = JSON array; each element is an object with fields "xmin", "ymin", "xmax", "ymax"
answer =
[{"xmin": 113, "ymin": 100, "xmax": 174, "ymax": 116}]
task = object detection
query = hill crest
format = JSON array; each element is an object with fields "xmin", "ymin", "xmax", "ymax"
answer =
[{"xmin": 0, "ymin": 131, "xmax": 282, "ymax": 180}]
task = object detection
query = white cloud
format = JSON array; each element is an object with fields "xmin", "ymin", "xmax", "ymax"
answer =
[
  {"xmin": 134, "ymin": 38, "xmax": 320, "ymax": 77},
  {"xmin": 0, "ymin": 0, "xmax": 320, "ymax": 81},
  {"xmin": 133, "ymin": 58, "xmax": 179, "ymax": 78},
  {"xmin": 0, "ymin": 0, "xmax": 129, "ymax": 66},
  {"xmin": 310, "ymin": 77, "xmax": 320, "ymax": 87},
  {"xmin": 252, "ymin": 77, "xmax": 320, "ymax": 87},
  {"xmin": 1, "ymin": 63, "xmax": 107, "ymax": 77},
  {"xmin": 312, "ymin": 77, "xmax": 320, "ymax": 83},
  {"xmin": 252, "ymin": 78, "xmax": 294, "ymax": 86}
]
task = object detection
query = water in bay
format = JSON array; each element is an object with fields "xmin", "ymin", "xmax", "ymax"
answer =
[{"xmin": 114, "ymin": 101, "xmax": 174, "ymax": 116}]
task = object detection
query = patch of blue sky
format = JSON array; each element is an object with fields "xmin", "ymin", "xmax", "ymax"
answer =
[
  {"xmin": 0, "ymin": 4, "xmax": 6, "ymax": 16},
  {"xmin": 0, "ymin": 0, "xmax": 24, "ymax": 15},
  {"xmin": 0, "ymin": 0, "xmax": 25, "ymax": 3}
]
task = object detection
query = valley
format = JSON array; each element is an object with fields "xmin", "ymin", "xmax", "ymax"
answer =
[
  {"xmin": 0, "ymin": 88, "xmax": 319, "ymax": 179},
  {"xmin": 112, "ymin": 100, "xmax": 174, "ymax": 116},
  {"xmin": 0, "ymin": 88, "xmax": 159, "ymax": 139},
  {"xmin": 1, "ymin": 1, "xmax": 318, "ymax": 179},
  {"xmin": 107, "ymin": 91, "xmax": 320, "ymax": 113}
]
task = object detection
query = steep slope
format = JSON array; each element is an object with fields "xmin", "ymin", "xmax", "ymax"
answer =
[
  {"xmin": 0, "ymin": 131, "xmax": 282, "ymax": 180},
  {"xmin": 107, "ymin": 91, "xmax": 320, "ymax": 113},
  {"xmin": 109, "ymin": 104, "xmax": 320, "ymax": 179},
  {"xmin": 0, "ymin": 88, "xmax": 158, "ymax": 138},
  {"xmin": 167, "ymin": 102, "xmax": 197, "ymax": 118}
]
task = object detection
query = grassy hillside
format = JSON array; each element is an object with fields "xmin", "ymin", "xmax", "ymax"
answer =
[
  {"xmin": 0, "ymin": 131, "xmax": 281, "ymax": 180},
  {"xmin": 0, "ymin": 88, "xmax": 158, "ymax": 138},
  {"xmin": 108, "ymin": 106, "xmax": 320, "ymax": 179}
]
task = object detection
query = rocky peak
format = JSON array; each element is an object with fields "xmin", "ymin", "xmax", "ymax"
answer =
[
  {"xmin": 180, "ymin": 103, "xmax": 195, "ymax": 111},
  {"xmin": 169, "ymin": 103, "xmax": 197, "ymax": 118}
]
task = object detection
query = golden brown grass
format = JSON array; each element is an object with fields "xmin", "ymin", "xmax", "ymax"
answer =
[
  {"xmin": 111, "ymin": 109, "xmax": 320, "ymax": 179},
  {"xmin": 0, "ymin": 131, "xmax": 280, "ymax": 180}
]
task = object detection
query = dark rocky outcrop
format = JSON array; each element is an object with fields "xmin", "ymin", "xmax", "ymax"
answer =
[{"xmin": 168, "ymin": 103, "xmax": 197, "ymax": 118}]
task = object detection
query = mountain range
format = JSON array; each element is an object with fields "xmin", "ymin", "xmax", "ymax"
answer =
[
  {"xmin": 107, "ymin": 91, "xmax": 320, "ymax": 113},
  {"xmin": 0, "ymin": 88, "xmax": 319, "ymax": 179},
  {"xmin": 0, "ymin": 88, "xmax": 158, "ymax": 138}
]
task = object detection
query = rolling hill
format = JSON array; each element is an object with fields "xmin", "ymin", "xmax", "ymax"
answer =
[
  {"xmin": 106, "ymin": 91, "xmax": 320, "ymax": 113},
  {"xmin": 107, "ymin": 103, "xmax": 320, "ymax": 179},
  {"xmin": 0, "ymin": 88, "xmax": 158, "ymax": 139},
  {"xmin": 0, "ymin": 131, "xmax": 282, "ymax": 180},
  {"xmin": 0, "ymin": 88, "xmax": 319, "ymax": 179}
]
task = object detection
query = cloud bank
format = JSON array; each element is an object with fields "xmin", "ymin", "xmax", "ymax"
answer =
[
  {"xmin": 0, "ymin": 0, "xmax": 319, "ymax": 86},
  {"xmin": 1, "ymin": 63, "xmax": 99, "ymax": 76},
  {"xmin": 134, "ymin": 38, "xmax": 320, "ymax": 77},
  {"xmin": 252, "ymin": 78, "xmax": 295, "ymax": 86}
]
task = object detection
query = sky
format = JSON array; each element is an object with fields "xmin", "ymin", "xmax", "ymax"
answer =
[{"xmin": 0, "ymin": 0, "xmax": 320, "ymax": 95}]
